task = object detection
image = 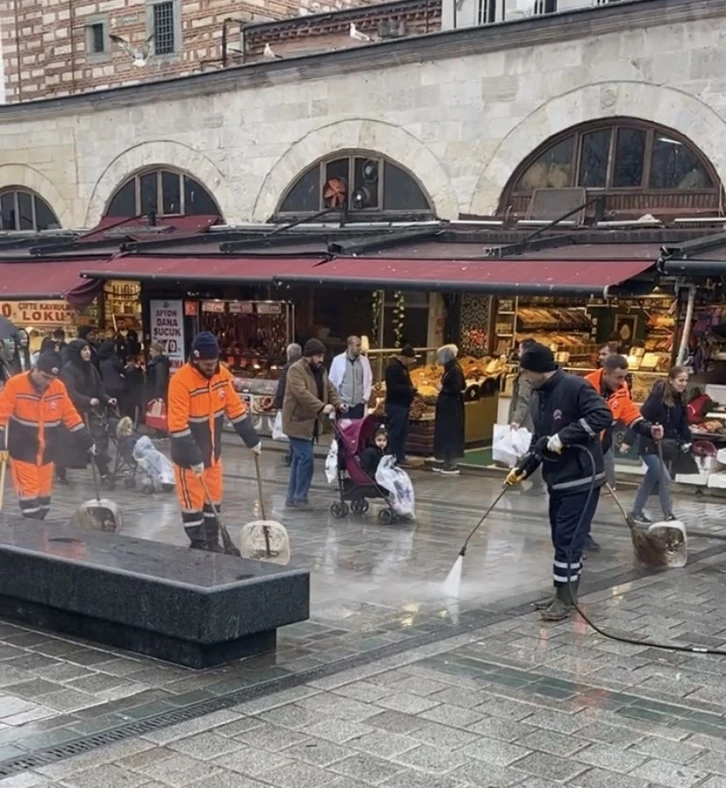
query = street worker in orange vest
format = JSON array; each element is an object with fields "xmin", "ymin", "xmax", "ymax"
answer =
[
  {"xmin": 0, "ymin": 351, "xmax": 93, "ymax": 520},
  {"xmin": 169, "ymin": 332, "xmax": 261, "ymax": 551},
  {"xmin": 584, "ymin": 353, "xmax": 663, "ymax": 550}
]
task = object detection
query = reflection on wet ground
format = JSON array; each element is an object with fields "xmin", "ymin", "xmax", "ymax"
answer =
[{"xmin": 0, "ymin": 444, "xmax": 725, "ymax": 784}]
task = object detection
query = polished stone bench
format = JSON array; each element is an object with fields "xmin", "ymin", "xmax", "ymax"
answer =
[{"xmin": 0, "ymin": 513, "xmax": 309, "ymax": 668}]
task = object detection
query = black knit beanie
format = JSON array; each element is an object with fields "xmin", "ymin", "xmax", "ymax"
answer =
[
  {"xmin": 304, "ymin": 338, "xmax": 326, "ymax": 357},
  {"xmin": 520, "ymin": 342, "xmax": 557, "ymax": 374}
]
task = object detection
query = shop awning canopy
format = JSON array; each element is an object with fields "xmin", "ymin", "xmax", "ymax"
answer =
[
  {"xmin": 78, "ymin": 254, "xmax": 326, "ymax": 284},
  {"xmin": 0, "ymin": 258, "xmax": 113, "ymax": 299},
  {"xmin": 274, "ymin": 256, "xmax": 658, "ymax": 296},
  {"xmin": 77, "ymin": 252, "xmax": 657, "ymax": 296},
  {"xmin": 659, "ymin": 258, "xmax": 726, "ymax": 276}
]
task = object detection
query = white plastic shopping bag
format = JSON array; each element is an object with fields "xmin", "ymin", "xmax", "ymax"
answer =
[
  {"xmin": 272, "ymin": 411, "xmax": 287, "ymax": 442},
  {"xmin": 492, "ymin": 424, "xmax": 532, "ymax": 468},
  {"xmin": 325, "ymin": 439, "xmax": 338, "ymax": 484},
  {"xmin": 717, "ymin": 447, "xmax": 726, "ymax": 467},
  {"xmin": 376, "ymin": 455, "xmax": 415, "ymax": 518}
]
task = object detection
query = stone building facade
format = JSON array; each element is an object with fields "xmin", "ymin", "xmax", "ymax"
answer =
[{"xmin": 0, "ymin": 0, "xmax": 723, "ymax": 231}]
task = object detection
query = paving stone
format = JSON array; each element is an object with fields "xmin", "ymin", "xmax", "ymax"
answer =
[
  {"xmin": 407, "ymin": 720, "xmax": 480, "ymax": 750},
  {"xmin": 375, "ymin": 693, "xmax": 440, "ymax": 715},
  {"xmin": 259, "ymin": 703, "xmax": 321, "ymax": 730},
  {"xmin": 301, "ymin": 718, "xmax": 375, "ymax": 743},
  {"xmin": 379, "ymin": 772, "xmax": 462, "ymax": 788},
  {"xmin": 691, "ymin": 750, "xmax": 726, "ymax": 777},
  {"xmin": 630, "ymin": 735, "xmax": 703, "ymax": 764},
  {"xmin": 38, "ymin": 740, "xmax": 156, "ymax": 779},
  {"xmin": 333, "ymin": 682, "xmax": 390, "ymax": 703},
  {"xmin": 467, "ymin": 714, "xmax": 536, "ymax": 742},
  {"xmin": 366, "ymin": 711, "xmax": 426, "ymax": 736},
  {"xmin": 39, "ymin": 688, "xmax": 103, "ymax": 713},
  {"xmin": 392, "ymin": 744, "xmax": 467, "ymax": 774},
  {"xmin": 450, "ymin": 758, "xmax": 522, "ymax": 787},
  {"xmin": 299, "ymin": 694, "xmax": 380, "ymax": 722},
  {"xmin": 187, "ymin": 774, "xmax": 268, "ymax": 788},
  {"xmin": 574, "ymin": 722, "xmax": 645, "ymax": 747},
  {"xmin": 385, "ymin": 676, "xmax": 451, "ymax": 697},
  {"xmin": 213, "ymin": 746, "xmax": 293, "ymax": 776},
  {"xmin": 142, "ymin": 710, "xmax": 243, "ymax": 745},
  {"xmin": 60, "ymin": 763, "xmax": 148, "ymax": 788},
  {"xmin": 575, "ymin": 743, "xmax": 648, "ymax": 774},
  {"xmin": 235, "ymin": 720, "xmax": 310, "ymax": 751},
  {"xmin": 523, "ymin": 708, "xmax": 587, "ymax": 734},
  {"xmin": 476, "ymin": 696, "xmax": 539, "ymax": 721},
  {"xmin": 630, "ymin": 758, "xmax": 709, "ymax": 788},
  {"xmin": 169, "ymin": 731, "xmax": 246, "ymax": 760},
  {"xmin": 513, "ymin": 751, "xmax": 588, "ymax": 782},
  {"xmin": 460, "ymin": 735, "xmax": 530, "ymax": 767},
  {"xmin": 331, "ymin": 753, "xmax": 406, "ymax": 785},
  {"xmin": 519, "ymin": 727, "xmax": 589, "ymax": 757},
  {"xmin": 0, "ymin": 775, "xmax": 51, "ymax": 788},
  {"xmin": 417, "ymin": 703, "xmax": 483, "ymax": 729},
  {"xmin": 265, "ymin": 761, "xmax": 339, "ymax": 788},
  {"xmin": 282, "ymin": 738, "xmax": 353, "ymax": 767},
  {"xmin": 348, "ymin": 730, "xmax": 419, "ymax": 759},
  {"xmin": 426, "ymin": 686, "xmax": 487, "ymax": 709},
  {"xmin": 568, "ymin": 767, "xmax": 650, "ymax": 788}
]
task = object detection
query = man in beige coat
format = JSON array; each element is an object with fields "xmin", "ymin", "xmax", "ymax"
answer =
[{"xmin": 282, "ymin": 339, "xmax": 343, "ymax": 510}]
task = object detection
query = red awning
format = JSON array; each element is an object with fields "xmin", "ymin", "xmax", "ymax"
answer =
[
  {"xmin": 79, "ymin": 254, "xmax": 326, "ymax": 283},
  {"xmin": 274, "ymin": 256, "xmax": 657, "ymax": 295},
  {"xmin": 0, "ymin": 258, "xmax": 113, "ymax": 299}
]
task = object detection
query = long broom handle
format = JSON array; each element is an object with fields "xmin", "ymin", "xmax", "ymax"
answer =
[
  {"xmin": 254, "ymin": 453, "xmax": 266, "ymax": 521},
  {"xmin": 605, "ymin": 482, "xmax": 630, "ymax": 522},
  {"xmin": 0, "ymin": 419, "xmax": 8, "ymax": 511}
]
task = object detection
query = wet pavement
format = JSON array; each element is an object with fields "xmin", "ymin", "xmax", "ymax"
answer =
[{"xmin": 0, "ymin": 441, "xmax": 726, "ymax": 785}]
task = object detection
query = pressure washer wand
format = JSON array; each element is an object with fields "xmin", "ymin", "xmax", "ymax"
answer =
[{"xmin": 458, "ymin": 485, "xmax": 509, "ymax": 557}]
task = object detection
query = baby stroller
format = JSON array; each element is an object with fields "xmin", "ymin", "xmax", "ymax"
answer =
[
  {"xmin": 330, "ymin": 415, "xmax": 396, "ymax": 523},
  {"xmin": 112, "ymin": 417, "xmax": 175, "ymax": 494}
]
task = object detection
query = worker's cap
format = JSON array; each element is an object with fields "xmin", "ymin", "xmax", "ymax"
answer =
[
  {"xmin": 520, "ymin": 342, "xmax": 557, "ymax": 373},
  {"xmin": 36, "ymin": 351, "xmax": 62, "ymax": 377},
  {"xmin": 191, "ymin": 331, "xmax": 220, "ymax": 361},
  {"xmin": 303, "ymin": 338, "xmax": 326, "ymax": 357},
  {"xmin": 399, "ymin": 344, "xmax": 418, "ymax": 359}
]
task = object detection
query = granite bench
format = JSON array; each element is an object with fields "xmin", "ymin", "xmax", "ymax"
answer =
[{"xmin": 0, "ymin": 513, "xmax": 310, "ymax": 668}]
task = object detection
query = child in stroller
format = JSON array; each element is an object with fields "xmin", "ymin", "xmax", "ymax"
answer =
[
  {"xmin": 115, "ymin": 417, "xmax": 175, "ymax": 494},
  {"xmin": 330, "ymin": 416, "xmax": 398, "ymax": 523}
]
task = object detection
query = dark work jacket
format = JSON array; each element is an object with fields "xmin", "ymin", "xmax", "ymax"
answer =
[
  {"xmin": 273, "ymin": 360, "xmax": 294, "ymax": 410},
  {"xmin": 98, "ymin": 341, "xmax": 127, "ymax": 397},
  {"xmin": 384, "ymin": 359, "xmax": 415, "ymax": 408},
  {"xmin": 146, "ymin": 355, "xmax": 171, "ymax": 402},
  {"xmin": 637, "ymin": 382, "xmax": 691, "ymax": 456},
  {"xmin": 529, "ymin": 369, "xmax": 612, "ymax": 495},
  {"xmin": 434, "ymin": 360, "xmax": 466, "ymax": 460}
]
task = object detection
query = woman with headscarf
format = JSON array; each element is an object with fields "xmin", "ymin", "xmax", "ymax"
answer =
[
  {"xmin": 0, "ymin": 339, "xmax": 14, "ymax": 389},
  {"xmin": 57, "ymin": 339, "xmax": 116, "ymax": 484},
  {"xmin": 31, "ymin": 335, "xmax": 57, "ymax": 366},
  {"xmin": 433, "ymin": 344, "xmax": 466, "ymax": 476},
  {"xmin": 10, "ymin": 329, "xmax": 31, "ymax": 375},
  {"xmin": 98, "ymin": 339, "xmax": 127, "ymax": 412}
]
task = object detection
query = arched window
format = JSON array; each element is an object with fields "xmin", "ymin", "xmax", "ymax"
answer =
[
  {"xmin": 276, "ymin": 153, "xmax": 434, "ymax": 220},
  {"xmin": 105, "ymin": 168, "xmax": 220, "ymax": 218},
  {"xmin": 500, "ymin": 118, "xmax": 721, "ymax": 220},
  {"xmin": 0, "ymin": 188, "xmax": 60, "ymax": 231}
]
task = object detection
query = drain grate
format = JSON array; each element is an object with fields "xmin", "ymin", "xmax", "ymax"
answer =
[{"xmin": 0, "ymin": 540, "xmax": 724, "ymax": 780}]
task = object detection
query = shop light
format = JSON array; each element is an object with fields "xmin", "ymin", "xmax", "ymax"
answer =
[{"xmin": 656, "ymin": 137, "xmax": 682, "ymax": 146}]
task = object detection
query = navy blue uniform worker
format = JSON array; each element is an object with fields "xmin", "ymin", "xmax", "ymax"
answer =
[{"xmin": 505, "ymin": 343, "xmax": 612, "ymax": 622}]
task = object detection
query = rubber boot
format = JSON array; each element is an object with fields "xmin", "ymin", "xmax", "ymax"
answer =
[
  {"xmin": 534, "ymin": 592, "xmax": 555, "ymax": 610},
  {"xmin": 540, "ymin": 579, "xmax": 579, "ymax": 622},
  {"xmin": 203, "ymin": 511, "xmax": 223, "ymax": 553},
  {"xmin": 185, "ymin": 526, "xmax": 207, "ymax": 551}
]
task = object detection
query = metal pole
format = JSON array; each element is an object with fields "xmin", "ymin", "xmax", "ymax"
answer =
[
  {"xmin": 676, "ymin": 284, "xmax": 696, "ymax": 366},
  {"xmin": 377, "ymin": 290, "xmax": 385, "ymax": 381}
]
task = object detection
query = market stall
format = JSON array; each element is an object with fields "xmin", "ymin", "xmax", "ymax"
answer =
[
  {"xmin": 367, "ymin": 353, "xmax": 508, "ymax": 456},
  {"xmin": 199, "ymin": 299, "xmax": 295, "ymax": 436}
]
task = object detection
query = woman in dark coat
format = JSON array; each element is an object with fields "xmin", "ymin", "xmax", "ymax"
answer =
[
  {"xmin": 57, "ymin": 339, "xmax": 115, "ymax": 483},
  {"xmin": 433, "ymin": 344, "xmax": 466, "ymax": 476},
  {"xmin": 11, "ymin": 329, "xmax": 31, "ymax": 374},
  {"xmin": 629, "ymin": 366, "xmax": 691, "ymax": 525},
  {"xmin": 98, "ymin": 339, "xmax": 127, "ymax": 410},
  {"xmin": 146, "ymin": 343, "xmax": 171, "ymax": 403}
]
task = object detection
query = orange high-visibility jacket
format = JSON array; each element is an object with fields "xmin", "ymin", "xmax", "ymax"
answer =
[
  {"xmin": 168, "ymin": 361, "xmax": 259, "ymax": 469},
  {"xmin": 584, "ymin": 368, "xmax": 645, "ymax": 431},
  {"xmin": 0, "ymin": 373, "xmax": 89, "ymax": 464}
]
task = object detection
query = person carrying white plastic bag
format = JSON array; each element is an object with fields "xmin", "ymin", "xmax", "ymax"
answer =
[
  {"xmin": 492, "ymin": 424, "xmax": 532, "ymax": 468},
  {"xmin": 376, "ymin": 455, "xmax": 415, "ymax": 518}
]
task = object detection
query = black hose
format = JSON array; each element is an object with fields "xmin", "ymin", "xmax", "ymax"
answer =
[{"xmin": 562, "ymin": 445, "xmax": 726, "ymax": 656}]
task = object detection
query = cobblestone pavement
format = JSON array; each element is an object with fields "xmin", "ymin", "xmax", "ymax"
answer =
[{"xmin": 0, "ymin": 442, "xmax": 726, "ymax": 785}]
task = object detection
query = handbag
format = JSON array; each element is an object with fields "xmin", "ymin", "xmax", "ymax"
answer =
[
  {"xmin": 659, "ymin": 438, "xmax": 679, "ymax": 459},
  {"xmin": 145, "ymin": 398, "xmax": 168, "ymax": 433}
]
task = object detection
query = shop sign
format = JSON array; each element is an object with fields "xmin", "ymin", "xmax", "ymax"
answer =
[
  {"xmin": 202, "ymin": 300, "xmax": 225, "ymax": 313},
  {"xmin": 257, "ymin": 302, "xmax": 282, "ymax": 315},
  {"xmin": 149, "ymin": 300, "xmax": 185, "ymax": 371},
  {"xmin": 229, "ymin": 302, "xmax": 254, "ymax": 314},
  {"xmin": 0, "ymin": 300, "xmax": 74, "ymax": 326},
  {"xmin": 184, "ymin": 301, "xmax": 198, "ymax": 317}
]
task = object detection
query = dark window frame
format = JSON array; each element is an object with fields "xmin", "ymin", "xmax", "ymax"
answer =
[
  {"xmin": 504, "ymin": 117, "xmax": 720, "ymax": 203},
  {"xmin": 104, "ymin": 168, "xmax": 220, "ymax": 219},
  {"xmin": 275, "ymin": 151, "xmax": 434, "ymax": 221},
  {"xmin": 0, "ymin": 188, "xmax": 60, "ymax": 232}
]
